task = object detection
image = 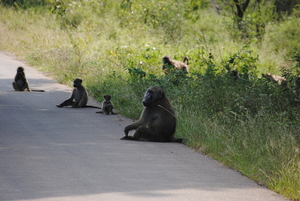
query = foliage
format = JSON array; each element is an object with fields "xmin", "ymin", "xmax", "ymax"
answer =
[
  {"xmin": 274, "ymin": 0, "xmax": 300, "ymax": 17},
  {"xmin": 0, "ymin": 0, "xmax": 46, "ymax": 8}
]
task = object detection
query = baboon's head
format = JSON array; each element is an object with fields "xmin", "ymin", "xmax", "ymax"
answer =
[
  {"xmin": 142, "ymin": 86, "xmax": 165, "ymax": 107},
  {"xmin": 73, "ymin": 78, "xmax": 82, "ymax": 88},
  {"xmin": 17, "ymin": 66, "xmax": 24, "ymax": 74},
  {"xmin": 104, "ymin": 95, "xmax": 112, "ymax": 101},
  {"xmin": 162, "ymin": 55, "xmax": 172, "ymax": 64}
]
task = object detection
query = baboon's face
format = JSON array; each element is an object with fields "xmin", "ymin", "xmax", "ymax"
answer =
[
  {"xmin": 73, "ymin": 79, "xmax": 82, "ymax": 88},
  {"xmin": 163, "ymin": 56, "xmax": 171, "ymax": 64},
  {"xmin": 17, "ymin": 67, "xmax": 24, "ymax": 73},
  {"xmin": 104, "ymin": 95, "xmax": 111, "ymax": 101},
  {"xmin": 142, "ymin": 87, "xmax": 164, "ymax": 107}
]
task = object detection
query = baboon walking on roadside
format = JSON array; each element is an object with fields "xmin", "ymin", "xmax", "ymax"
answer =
[
  {"xmin": 162, "ymin": 55, "xmax": 189, "ymax": 74},
  {"xmin": 121, "ymin": 86, "xmax": 182, "ymax": 143}
]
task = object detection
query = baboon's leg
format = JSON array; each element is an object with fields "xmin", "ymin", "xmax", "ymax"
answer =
[
  {"xmin": 20, "ymin": 83, "xmax": 29, "ymax": 91},
  {"xmin": 21, "ymin": 83, "xmax": 30, "ymax": 91},
  {"xmin": 12, "ymin": 82, "xmax": 19, "ymax": 91},
  {"xmin": 57, "ymin": 99, "xmax": 75, "ymax": 107},
  {"xmin": 103, "ymin": 107, "xmax": 108, "ymax": 115},
  {"xmin": 133, "ymin": 126, "xmax": 160, "ymax": 142}
]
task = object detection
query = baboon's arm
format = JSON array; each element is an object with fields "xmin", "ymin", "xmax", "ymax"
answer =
[{"xmin": 124, "ymin": 120, "xmax": 142, "ymax": 136}]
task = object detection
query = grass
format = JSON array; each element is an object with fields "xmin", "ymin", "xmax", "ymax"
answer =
[{"xmin": 0, "ymin": 1, "xmax": 300, "ymax": 200}]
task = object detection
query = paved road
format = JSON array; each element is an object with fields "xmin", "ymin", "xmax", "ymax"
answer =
[{"xmin": 0, "ymin": 52, "xmax": 289, "ymax": 201}]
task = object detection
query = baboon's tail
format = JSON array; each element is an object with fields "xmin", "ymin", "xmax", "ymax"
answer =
[
  {"xmin": 171, "ymin": 137, "xmax": 183, "ymax": 143},
  {"xmin": 30, "ymin": 89, "xmax": 45, "ymax": 92},
  {"xmin": 85, "ymin": 105, "xmax": 101, "ymax": 109}
]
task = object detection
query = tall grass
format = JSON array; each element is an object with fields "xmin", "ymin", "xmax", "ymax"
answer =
[{"xmin": 0, "ymin": 1, "xmax": 299, "ymax": 200}]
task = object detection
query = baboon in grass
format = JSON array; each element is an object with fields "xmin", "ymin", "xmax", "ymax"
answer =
[
  {"xmin": 12, "ymin": 66, "xmax": 45, "ymax": 92},
  {"xmin": 121, "ymin": 86, "xmax": 182, "ymax": 143},
  {"xmin": 56, "ymin": 78, "xmax": 100, "ymax": 109},
  {"xmin": 262, "ymin": 73, "xmax": 287, "ymax": 85},
  {"xmin": 162, "ymin": 55, "xmax": 189, "ymax": 74},
  {"xmin": 230, "ymin": 70, "xmax": 241, "ymax": 80}
]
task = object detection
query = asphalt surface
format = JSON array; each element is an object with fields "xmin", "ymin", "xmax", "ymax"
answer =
[{"xmin": 0, "ymin": 51, "xmax": 289, "ymax": 201}]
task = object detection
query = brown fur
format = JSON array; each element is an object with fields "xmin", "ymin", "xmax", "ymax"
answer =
[
  {"xmin": 121, "ymin": 86, "xmax": 182, "ymax": 143},
  {"xmin": 262, "ymin": 73, "xmax": 287, "ymax": 85},
  {"xmin": 162, "ymin": 55, "xmax": 189, "ymax": 74}
]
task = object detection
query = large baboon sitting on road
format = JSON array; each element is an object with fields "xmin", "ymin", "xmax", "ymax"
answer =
[
  {"xmin": 56, "ymin": 78, "xmax": 89, "ymax": 108},
  {"xmin": 121, "ymin": 86, "xmax": 182, "ymax": 143}
]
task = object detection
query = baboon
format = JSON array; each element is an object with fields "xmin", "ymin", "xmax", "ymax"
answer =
[
  {"xmin": 120, "ymin": 86, "xmax": 183, "ymax": 143},
  {"xmin": 262, "ymin": 73, "xmax": 287, "ymax": 85},
  {"xmin": 56, "ymin": 78, "xmax": 99, "ymax": 108},
  {"xmin": 162, "ymin": 55, "xmax": 189, "ymax": 74},
  {"xmin": 12, "ymin": 66, "xmax": 31, "ymax": 91},
  {"xmin": 230, "ymin": 70, "xmax": 241, "ymax": 80},
  {"xmin": 12, "ymin": 66, "xmax": 45, "ymax": 92},
  {"xmin": 100, "ymin": 95, "xmax": 114, "ymax": 115}
]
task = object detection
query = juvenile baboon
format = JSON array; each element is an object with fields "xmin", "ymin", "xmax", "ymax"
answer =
[
  {"xmin": 262, "ymin": 73, "xmax": 287, "ymax": 85},
  {"xmin": 12, "ymin": 66, "xmax": 30, "ymax": 91},
  {"xmin": 101, "ymin": 95, "xmax": 114, "ymax": 114},
  {"xmin": 162, "ymin": 55, "xmax": 189, "ymax": 74},
  {"xmin": 120, "ymin": 86, "xmax": 182, "ymax": 143},
  {"xmin": 56, "ymin": 78, "xmax": 100, "ymax": 108},
  {"xmin": 12, "ymin": 66, "xmax": 45, "ymax": 92}
]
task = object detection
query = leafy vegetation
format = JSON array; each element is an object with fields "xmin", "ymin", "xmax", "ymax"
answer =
[{"xmin": 0, "ymin": 0, "xmax": 299, "ymax": 200}]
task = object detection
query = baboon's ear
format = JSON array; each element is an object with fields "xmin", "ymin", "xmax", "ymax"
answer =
[{"xmin": 158, "ymin": 89, "xmax": 165, "ymax": 98}]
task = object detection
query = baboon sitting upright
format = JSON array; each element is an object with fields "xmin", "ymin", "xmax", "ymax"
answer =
[
  {"xmin": 12, "ymin": 66, "xmax": 45, "ymax": 92},
  {"xmin": 56, "ymin": 78, "xmax": 88, "ymax": 108},
  {"xmin": 12, "ymin": 66, "xmax": 30, "ymax": 91},
  {"xmin": 101, "ymin": 95, "xmax": 114, "ymax": 115},
  {"xmin": 162, "ymin": 55, "xmax": 189, "ymax": 74},
  {"xmin": 121, "ymin": 86, "xmax": 182, "ymax": 143}
]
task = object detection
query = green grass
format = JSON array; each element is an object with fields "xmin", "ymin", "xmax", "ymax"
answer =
[{"xmin": 0, "ymin": 2, "xmax": 300, "ymax": 200}]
